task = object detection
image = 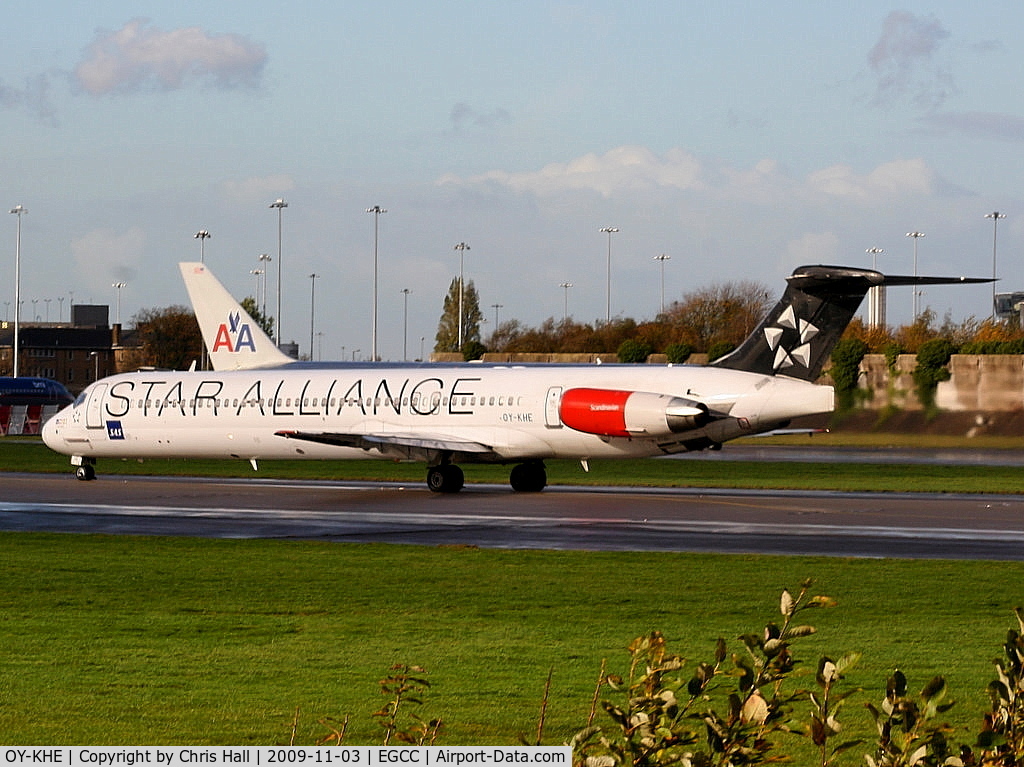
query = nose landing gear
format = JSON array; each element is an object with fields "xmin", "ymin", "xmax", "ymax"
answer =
[{"xmin": 74, "ymin": 458, "xmax": 96, "ymax": 481}]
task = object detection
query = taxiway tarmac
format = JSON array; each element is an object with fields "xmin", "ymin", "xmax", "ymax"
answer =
[{"xmin": 3, "ymin": 472, "xmax": 1024, "ymax": 560}]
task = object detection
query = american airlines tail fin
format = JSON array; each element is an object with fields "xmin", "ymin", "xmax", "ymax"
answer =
[
  {"xmin": 179, "ymin": 262, "xmax": 293, "ymax": 371},
  {"xmin": 711, "ymin": 264, "xmax": 990, "ymax": 382}
]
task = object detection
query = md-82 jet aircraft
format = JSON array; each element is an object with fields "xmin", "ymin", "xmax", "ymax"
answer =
[{"xmin": 42, "ymin": 262, "xmax": 986, "ymax": 492}]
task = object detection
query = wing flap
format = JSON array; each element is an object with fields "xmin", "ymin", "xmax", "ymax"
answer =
[{"xmin": 275, "ymin": 430, "xmax": 495, "ymax": 455}]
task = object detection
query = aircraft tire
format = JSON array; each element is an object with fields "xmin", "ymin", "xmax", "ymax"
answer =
[
  {"xmin": 510, "ymin": 462, "xmax": 546, "ymax": 492},
  {"xmin": 75, "ymin": 464, "xmax": 96, "ymax": 481},
  {"xmin": 427, "ymin": 464, "xmax": 464, "ymax": 493}
]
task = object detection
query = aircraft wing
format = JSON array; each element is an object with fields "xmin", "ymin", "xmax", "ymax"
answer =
[{"xmin": 275, "ymin": 429, "xmax": 498, "ymax": 459}]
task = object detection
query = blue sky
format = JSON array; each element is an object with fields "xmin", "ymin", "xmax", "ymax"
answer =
[{"xmin": 3, "ymin": 1, "xmax": 1024, "ymax": 360}]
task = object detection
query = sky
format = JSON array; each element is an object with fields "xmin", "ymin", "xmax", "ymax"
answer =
[{"xmin": 3, "ymin": 1, "xmax": 1024, "ymax": 361}]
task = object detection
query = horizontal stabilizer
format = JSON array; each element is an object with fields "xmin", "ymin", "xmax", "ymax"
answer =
[{"xmin": 712, "ymin": 264, "xmax": 990, "ymax": 381}]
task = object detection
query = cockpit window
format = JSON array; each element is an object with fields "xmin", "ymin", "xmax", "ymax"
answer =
[{"xmin": 74, "ymin": 392, "xmax": 87, "ymax": 407}]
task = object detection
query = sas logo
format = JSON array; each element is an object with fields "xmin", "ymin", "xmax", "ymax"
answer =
[
  {"xmin": 106, "ymin": 420, "xmax": 125, "ymax": 440},
  {"xmin": 212, "ymin": 312, "xmax": 257, "ymax": 353}
]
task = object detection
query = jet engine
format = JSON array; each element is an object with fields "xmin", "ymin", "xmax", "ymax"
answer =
[{"xmin": 559, "ymin": 387, "xmax": 710, "ymax": 438}]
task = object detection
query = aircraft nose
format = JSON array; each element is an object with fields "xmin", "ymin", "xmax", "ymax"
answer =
[{"xmin": 41, "ymin": 407, "xmax": 67, "ymax": 451}]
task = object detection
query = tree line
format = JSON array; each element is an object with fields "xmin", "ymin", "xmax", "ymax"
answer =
[{"xmin": 125, "ymin": 280, "xmax": 1024, "ymax": 367}]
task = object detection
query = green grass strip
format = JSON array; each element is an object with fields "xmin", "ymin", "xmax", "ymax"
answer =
[
  {"xmin": 6, "ymin": 437, "xmax": 1024, "ymax": 494},
  {"xmin": 1, "ymin": 533, "xmax": 1023, "ymax": 750}
]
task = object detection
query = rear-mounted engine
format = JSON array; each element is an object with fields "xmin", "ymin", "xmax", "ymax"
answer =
[{"xmin": 559, "ymin": 387, "xmax": 710, "ymax": 438}]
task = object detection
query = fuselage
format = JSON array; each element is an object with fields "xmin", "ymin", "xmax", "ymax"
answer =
[{"xmin": 41, "ymin": 362, "xmax": 833, "ymax": 464}]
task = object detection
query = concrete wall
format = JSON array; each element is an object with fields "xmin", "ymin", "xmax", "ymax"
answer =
[
  {"xmin": 859, "ymin": 354, "xmax": 1024, "ymax": 412},
  {"xmin": 432, "ymin": 351, "xmax": 1024, "ymax": 412}
]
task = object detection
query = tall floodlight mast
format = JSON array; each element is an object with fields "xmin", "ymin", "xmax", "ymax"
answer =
[
  {"xmin": 9, "ymin": 205, "xmax": 26, "ymax": 377},
  {"xmin": 453, "ymin": 242, "xmax": 471, "ymax": 348},
  {"xmin": 985, "ymin": 212, "xmax": 1006, "ymax": 321},
  {"xmin": 366, "ymin": 205, "xmax": 387, "ymax": 361},
  {"xmin": 599, "ymin": 227, "xmax": 619, "ymax": 322},
  {"xmin": 269, "ymin": 199, "xmax": 288, "ymax": 346},
  {"xmin": 906, "ymin": 231, "xmax": 925, "ymax": 321}
]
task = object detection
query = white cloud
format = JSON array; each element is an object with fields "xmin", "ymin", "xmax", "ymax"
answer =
[
  {"xmin": 444, "ymin": 145, "xmax": 939, "ymax": 210},
  {"xmin": 807, "ymin": 158, "xmax": 935, "ymax": 201},
  {"xmin": 440, "ymin": 145, "xmax": 704, "ymax": 197},
  {"xmin": 787, "ymin": 231, "xmax": 841, "ymax": 264},
  {"xmin": 74, "ymin": 19, "xmax": 267, "ymax": 96}
]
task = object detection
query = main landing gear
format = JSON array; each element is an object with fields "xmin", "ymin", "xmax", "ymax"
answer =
[
  {"xmin": 425, "ymin": 461, "xmax": 547, "ymax": 494},
  {"xmin": 426, "ymin": 464, "xmax": 465, "ymax": 493}
]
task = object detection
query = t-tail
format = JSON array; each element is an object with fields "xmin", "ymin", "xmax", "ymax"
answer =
[
  {"xmin": 179, "ymin": 262, "xmax": 293, "ymax": 371},
  {"xmin": 711, "ymin": 264, "xmax": 990, "ymax": 382}
]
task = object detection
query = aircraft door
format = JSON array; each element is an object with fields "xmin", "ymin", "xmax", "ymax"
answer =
[
  {"xmin": 85, "ymin": 383, "xmax": 107, "ymax": 429},
  {"xmin": 544, "ymin": 386, "xmax": 563, "ymax": 428}
]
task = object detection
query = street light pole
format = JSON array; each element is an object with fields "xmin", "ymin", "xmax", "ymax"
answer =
[
  {"xmin": 906, "ymin": 231, "xmax": 925, "ymax": 321},
  {"xmin": 401, "ymin": 288, "xmax": 412, "ymax": 361},
  {"xmin": 251, "ymin": 269, "xmax": 264, "ymax": 309},
  {"xmin": 309, "ymin": 273, "xmax": 319, "ymax": 361},
  {"xmin": 9, "ymin": 204, "xmax": 26, "ymax": 378},
  {"xmin": 112, "ymin": 282, "xmax": 126, "ymax": 325},
  {"xmin": 866, "ymin": 247, "xmax": 885, "ymax": 329},
  {"xmin": 453, "ymin": 242, "xmax": 471, "ymax": 349},
  {"xmin": 653, "ymin": 254, "xmax": 671, "ymax": 314},
  {"xmin": 269, "ymin": 199, "xmax": 288, "ymax": 347},
  {"xmin": 985, "ymin": 212, "xmax": 1006, "ymax": 321},
  {"xmin": 599, "ymin": 227, "xmax": 619, "ymax": 322},
  {"xmin": 257, "ymin": 254, "xmax": 272, "ymax": 318},
  {"xmin": 559, "ymin": 282, "xmax": 573, "ymax": 321},
  {"xmin": 194, "ymin": 230, "xmax": 210, "ymax": 262},
  {"xmin": 366, "ymin": 205, "xmax": 387, "ymax": 361}
]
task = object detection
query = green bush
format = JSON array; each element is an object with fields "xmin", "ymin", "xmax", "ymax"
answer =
[
  {"xmin": 706, "ymin": 341, "xmax": 736, "ymax": 362},
  {"xmin": 461, "ymin": 340, "xmax": 487, "ymax": 361},
  {"xmin": 664, "ymin": 342, "xmax": 694, "ymax": 364},
  {"xmin": 830, "ymin": 338, "xmax": 868, "ymax": 412},
  {"xmin": 913, "ymin": 338, "xmax": 956, "ymax": 415},
  {"xmin": 617, "ymin": 339, "xmax": 653, "ymax": 363}
]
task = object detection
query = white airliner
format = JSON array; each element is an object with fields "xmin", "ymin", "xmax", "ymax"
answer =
[{"xmin": 42, "ymin": 262, "xmax": 985, "ymax": 492}]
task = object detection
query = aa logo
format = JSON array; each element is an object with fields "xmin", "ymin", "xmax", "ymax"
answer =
[{"xmin": 212, "ymin": 312, "xmax": 257, "ymax": 353}]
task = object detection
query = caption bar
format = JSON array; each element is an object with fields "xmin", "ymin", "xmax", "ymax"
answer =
[{"xmin": 1, "ymin": 749, "xmax": 570, "ymax": 767}]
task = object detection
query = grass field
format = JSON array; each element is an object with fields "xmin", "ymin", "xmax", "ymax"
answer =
[
  {"xmin": 3, "ymin": 436, "xmax": 1024, "ymax": 754},
  {"xmin": 2, "ymin": 533, "xmax": 1024, "ymax": 753},
  {"xmin": 7, "ymin": 436, "xmax": 1024, "ymax": 494}
]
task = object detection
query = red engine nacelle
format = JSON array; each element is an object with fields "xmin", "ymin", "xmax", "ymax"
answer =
[{"xmin": 558, "ymin": 387, "xmax": 710, "ymax": 438}]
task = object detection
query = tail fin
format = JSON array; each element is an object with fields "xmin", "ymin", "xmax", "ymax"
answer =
[
  {"xmin": 179, "ymin": 262, "xmax": 293, "ymax": 371},
  {"xmin": 711, "ymin": 264, "xmax": 989, "ymax": 381}
]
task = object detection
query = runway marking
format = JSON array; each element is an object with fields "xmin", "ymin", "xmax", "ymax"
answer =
[{"xmin": 3, "ymin": 500, "xmax": 1022, "ymax": 544}]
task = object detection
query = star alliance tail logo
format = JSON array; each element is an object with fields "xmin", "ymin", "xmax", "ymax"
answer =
[
  {"xmin": 212, "ymin": 311, "xmax": 257, "ymax": 353},
  {"xmin": 763, "ymin": 305, "xmax": 818, "ymax": 371}
]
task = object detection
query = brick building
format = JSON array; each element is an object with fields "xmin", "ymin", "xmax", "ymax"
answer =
[{"xmin": 0, "ymin": 304, "xmax": 132, "ymax": 396}]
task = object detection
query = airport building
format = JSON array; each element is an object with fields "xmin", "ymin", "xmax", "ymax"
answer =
[{"xmin": 0, "ymin": 304, "xmax": 133, "ymax": 395}]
